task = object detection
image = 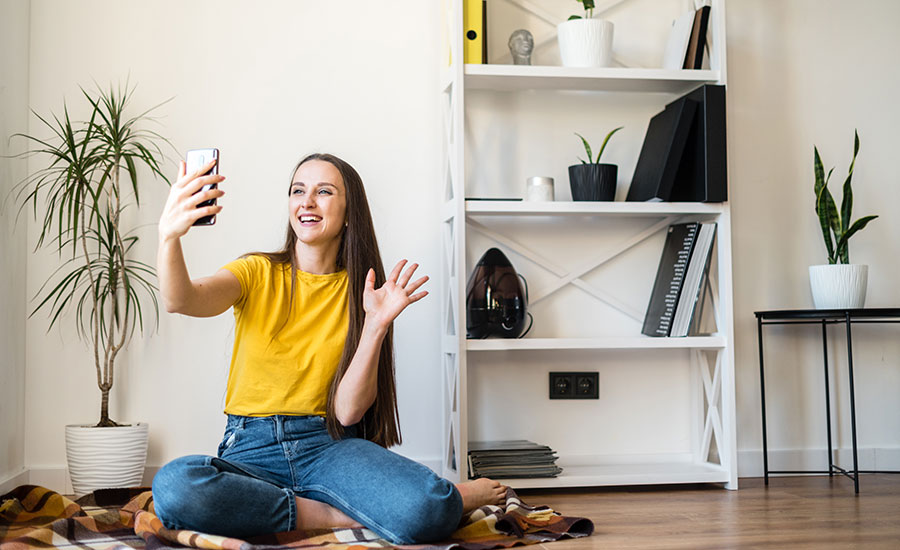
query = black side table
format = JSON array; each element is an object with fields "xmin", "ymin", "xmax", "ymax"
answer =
[{"xmin": 755, "ymin": 308, "xmax": 900, "ymax": 493}]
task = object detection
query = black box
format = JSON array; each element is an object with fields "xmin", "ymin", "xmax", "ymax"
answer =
[{"xmin": 669, "ymin": 84, "xmax": 727, "ymax": 202}]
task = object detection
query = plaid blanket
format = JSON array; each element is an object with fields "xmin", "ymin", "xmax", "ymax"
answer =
[{"xmin": 1, "ymin": 485, "xmax": 593, "ymax": 549}]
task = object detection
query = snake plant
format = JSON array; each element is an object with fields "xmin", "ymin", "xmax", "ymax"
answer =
[
  {"xmin": 568, "ymin": 0, "xmax": 595, "ymax": 20},
  {"xmin": 575, "ymin": 126, "xmax": 623, "ymax": 164},
  {"xmin": 814, "ymin": 129, "xmax": 877, "ymax": 264}
]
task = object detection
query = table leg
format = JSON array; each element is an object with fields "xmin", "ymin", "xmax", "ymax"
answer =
[
  {"xmin": 758, "ymin": 317, "xmax": 769, "ymax": 485},
  {"xmin": 845, "ymin": 311, "xmax": 860, "ymax": 494},
  {"xmin": 822, "ymin": 320, "xmax": 833, "ymax": 477}
]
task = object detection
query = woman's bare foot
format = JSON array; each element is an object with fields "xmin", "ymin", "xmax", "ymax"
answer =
[
  {"xmin": 295, "ymin": 496, "xmax": 363, "ymax": 531},
  {"xmin": 455, "ymin": 478, "xmax": 507, "ymax": 512}
]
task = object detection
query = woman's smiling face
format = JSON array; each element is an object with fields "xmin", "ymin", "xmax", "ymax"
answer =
[{"xmin": 289, "ymin": 159, "xmax": 348, "ymax": 247}]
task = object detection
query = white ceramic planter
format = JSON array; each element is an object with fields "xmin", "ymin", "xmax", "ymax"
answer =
[
  {"xmin": 65, "ymin": 422, "xmax": 149, "ymax": 496},
  {"xmin": 809, "ymin": 264, "xmax": 868, "ymax": 309},
  {"xmin": 557, "ymin": 19, "xmax": 614, "ymax": 68}
]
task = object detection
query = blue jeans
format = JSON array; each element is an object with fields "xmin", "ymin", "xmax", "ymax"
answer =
[{"xmin": 151, "ymin": 415, "xmax": 462, "ymax": 544}]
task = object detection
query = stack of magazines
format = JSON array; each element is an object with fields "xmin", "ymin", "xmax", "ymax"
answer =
[{"xmin": 467, "ymin": 440, "xmax": 562, "ymax": 479}]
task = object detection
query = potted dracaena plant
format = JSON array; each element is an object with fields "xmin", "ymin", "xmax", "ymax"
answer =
[
  {"xmin": 12, "ymin": 82, "xmax": 171, "ymax": 495},
  {"xmin": 568, "ymin": 127, "xmax": 622, "ymax": 201},
  {"xmin": 557, "ymin": 0, "xmax": 615, "ymax": 67},
  {"xmin": 809, "ymin": 129, "xmax": 878, "ymax": 309}
]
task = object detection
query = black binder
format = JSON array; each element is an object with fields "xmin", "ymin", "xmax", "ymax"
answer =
[
  {"xmin": 669, "ymin": 84, "xmax": 727, "ymax": 202},
  {"xmin": 626, "ymin": 97, "xmax": 698, "ymax": 202}
]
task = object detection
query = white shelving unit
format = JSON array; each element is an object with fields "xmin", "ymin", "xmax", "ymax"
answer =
[
  {"xmin": 460, "ymin": 66, "xmax": 720, "ymax": 94},
  {"xmin": 439, "ymin": 0, "xmax": 736, "ymax": 490},
  {"xmin": 464, "ymin": 200, "xmax": 725, "ymax": 216},
  {"xmin": 466, "ymin": 336, "xmax": 727, "ymax": 352}
]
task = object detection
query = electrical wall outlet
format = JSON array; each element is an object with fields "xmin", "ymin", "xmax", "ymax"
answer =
[{"xmin": 549, "ymin": 372, "xmax": 598, "ymax": 399}]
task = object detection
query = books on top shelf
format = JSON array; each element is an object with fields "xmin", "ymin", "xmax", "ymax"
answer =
[
  {"xmin": 683, "ymin": 5, "xmax": 711, "ymax": 70},
  {"xmin": 662, "ymin": 10, "xmax": 695, "ymax": 70},
  {"xmin": 663, "ymin": 4, "xmax": 712, "ymax": 70},
  {"xmin": 642, "ymin": 222, "xmax": 717, "ymax": 337},
  {"xmin": 468, "ymin": 440, "xmax": 562, "ymax": 479}
]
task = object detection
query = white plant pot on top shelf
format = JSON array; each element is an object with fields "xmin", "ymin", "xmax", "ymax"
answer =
[
  {"xmin": 809, "ymin": 264, "xmax": 868, "ymax": 309},
  {"xmin": 557, "ymin": 19, "xmax": 614, "ymax": 68},
  {"xmin": 65, "ymin": 422, "xmax": 149, "ymax": 496}
]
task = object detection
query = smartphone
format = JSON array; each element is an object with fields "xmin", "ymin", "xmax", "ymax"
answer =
[{"xmin": 186, "ymin": 148, "xmax": 219, "ymax": 226}]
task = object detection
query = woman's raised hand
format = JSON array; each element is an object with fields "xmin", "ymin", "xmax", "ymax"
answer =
[
  {"xmin": 363, "ymin": 260, "xmax": 429, "ymax": 331},
  {"xmin": 158, "ymin": 159, "xmax": 226, "ymax": 242}
]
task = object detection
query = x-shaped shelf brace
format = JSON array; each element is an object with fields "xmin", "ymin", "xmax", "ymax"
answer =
[
  {"xmin": 443, "ymin": 352, "xmax": 459, "ymax": 473},
  {"xmin": 441, "ymin": 86, "xmax": 457, "ymax": 202},
  {"xmin": 466, "ymin": 215, "xmax": 682, "ymax": 322},
  {"xmin": 694, "ymin": 348, "xmax": 724, "ymax": 464}
]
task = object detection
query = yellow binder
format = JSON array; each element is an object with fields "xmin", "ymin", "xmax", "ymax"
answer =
[{"xmin": 463, "ymin": 0, "xmax": 483, "ymax": 64}]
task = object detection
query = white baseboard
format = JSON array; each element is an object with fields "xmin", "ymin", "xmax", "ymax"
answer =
[
  {"xmin": 0, "ymin": 468, "xmax": 29, "ymax": 495},
  {"xmin": 26, "ymin": 466, "xmax": 162, "ymax": 496},
  {"xmin": 26, "ymin": 467, "xmax": 71, "ymax": 495},
  {"xmin": 23, "ymin": 452, "xmax": 894, "ymax": 496},
  {"xmin": 738, "ymin": 447, "xmax": 900, "ymax": 477}
]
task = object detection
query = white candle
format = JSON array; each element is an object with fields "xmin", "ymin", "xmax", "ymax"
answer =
[{"xmin": 526, "ymin": 176, "xmax": 554, "ymax": 201}]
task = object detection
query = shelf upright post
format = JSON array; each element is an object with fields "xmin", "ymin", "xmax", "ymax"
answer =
[
  {"xmin": 706, "ymin": 0, "xmax": 737, "ymax": 490},
  {"xmin": 439, "ymin": 0, "xmax": 469, "ymax": 483},
  {"xmin": 710, "ymin": 0, "xmax": 728, "ymax": 83},
  {"xmin": 716, "ymin": 155, "xmax": 738, "ymax": 491}
]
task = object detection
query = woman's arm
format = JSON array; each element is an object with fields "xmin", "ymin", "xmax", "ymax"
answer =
[
  {"xmin": 333, "ymin": 260, "xmax": 428, "ymax": 426},
  {"xmin": 157, "ymin": 160, "xmax": 241, "ymax": 317}
]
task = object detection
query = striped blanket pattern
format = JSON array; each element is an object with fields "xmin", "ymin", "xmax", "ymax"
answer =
[{"xmin": 1, "ymin": 485, "xmax": 593, "ymax": 549}]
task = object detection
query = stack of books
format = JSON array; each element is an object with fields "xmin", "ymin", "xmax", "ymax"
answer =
[
  {"xmin": 642, "ymin": 222, "xmax": 717, "ymax": 337},
  {"xmin": 467, "ymin": 440, "xmax": 562, "ymax": 479}
]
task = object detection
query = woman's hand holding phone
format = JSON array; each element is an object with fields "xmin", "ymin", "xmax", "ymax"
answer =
[{"xmin": 158, "ymin": 158, "xmax": 225, "ymax": 242}]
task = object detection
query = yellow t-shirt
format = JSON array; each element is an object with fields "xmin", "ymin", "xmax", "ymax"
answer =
[{"xmin": 221, "ymin": 255, "xmax": 349, "ymax": 416}]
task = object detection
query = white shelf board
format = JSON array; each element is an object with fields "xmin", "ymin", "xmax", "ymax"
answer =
[
  {"xmin": 463, "ymin": 65, "xmax": 720, "ymax": 94},
  {"xmin": 466, "ymin": 336, "xmax": 726, "ymax": 351},
  {"xmin": 465, "ymin": 200, "xmax": 725, "ymax": 217},
  {"xmin": 494, "ymin": 461, "xmax": 729, "ymax": 489}
]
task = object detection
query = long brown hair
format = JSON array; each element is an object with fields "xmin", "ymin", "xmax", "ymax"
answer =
[{"xmin": 247, "ymin": 153, "xmax": 400, "ymax": 448}]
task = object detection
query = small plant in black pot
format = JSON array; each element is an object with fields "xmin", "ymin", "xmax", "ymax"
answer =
[{"xmin": 569, "ymin": 127, "xmax": 622, "ymax": 201}]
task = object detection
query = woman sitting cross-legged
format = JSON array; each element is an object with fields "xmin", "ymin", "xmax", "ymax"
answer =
[{"xmin": 151, "ymin": 152, "xmax": 505, "ymax": 544}]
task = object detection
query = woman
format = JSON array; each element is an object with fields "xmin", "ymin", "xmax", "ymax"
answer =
[{"xmin": 152, "ymin": 153, "xmax": 505, "ymax": 544}]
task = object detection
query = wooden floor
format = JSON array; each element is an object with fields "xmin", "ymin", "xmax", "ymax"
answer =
[{"xmin": 516, "ymin": 475, "xmax": 900, "ymax": 549}]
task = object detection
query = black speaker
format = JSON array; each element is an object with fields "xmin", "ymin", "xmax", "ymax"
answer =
[{"xmin": 465, "ymin": 248, "xmax": 529, "ymax": 339}]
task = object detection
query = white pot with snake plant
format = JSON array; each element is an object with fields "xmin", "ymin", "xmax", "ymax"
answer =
[
  {"xmin": 12, "ymin": 83, "xmax": 170, "ymax": 495},
  {"xmin": 557, "ymin": 0, "xmax": 614, "ymax": 68},
  {"xmin": 809, "ymin": 130, "xmax": 878, "ymax": 309}
]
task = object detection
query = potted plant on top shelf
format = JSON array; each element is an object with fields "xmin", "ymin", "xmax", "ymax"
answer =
[
  {"xmin": 568, "ymin": 126, "xmax": 623, "ymax": 201},
  {"xmin": 809, "ymin": 129, "xmax": 878, "ymax": 309},
  {"xmin": 557, "ymin": 0, "xmax": 615, "ymax": 68},
  {"xmin": 11, "ymin": 82, "xmax": 171, "ymax": 495}
]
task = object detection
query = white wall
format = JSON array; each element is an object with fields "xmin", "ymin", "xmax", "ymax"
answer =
[
  {"xmin": 728, "ymin": 0, "xmax": 900, "ymax": 473},
  {"xmin": 13, "ymin": 0, "xmax": 900, "ymax": 490},
  {"xmin": 23, "ymin": 0, "xmax": 443, "ymax": 484},
  {"xmin": 0, "ymin": 0, "xmax": 30, "ymax": 492}
]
